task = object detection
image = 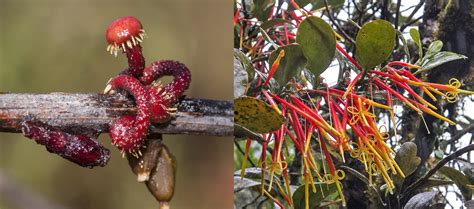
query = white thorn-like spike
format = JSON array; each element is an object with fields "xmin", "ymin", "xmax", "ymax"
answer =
[
  {"xmin": 132, "ymin": 36, "xmax": 137, "ymax": 46},
  {"xmin": 128, "ymin": 40, "xmax": 133, "ymax": 49},
  {"xmin": 114, "ymin": 48, "xmax": 118, "ymax": 57},
  {"xmin": 138, "ymin": 150, "xmax": 142, "ymax": 156},
  {"xmin": 104, "ymin": 84, "xmax": 112, "ymax": 94},
  {"xmin": 107, "ymin": 44, "xmax": 111, "ymax": 52},
  {"xmin": 121, "ymin": 151, "xmax": 125, "ymax": 158},
  {"xmin": 136, "ymin": 36, "xmax": 143, "ymax": 43}
]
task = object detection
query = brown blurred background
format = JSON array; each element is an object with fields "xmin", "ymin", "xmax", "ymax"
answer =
[{"xmin": 0, "ymin": 0, "xmax": 232, "ymax": 208}]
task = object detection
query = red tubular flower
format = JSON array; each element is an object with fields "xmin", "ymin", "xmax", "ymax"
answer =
[
  {"xmin": 263, "ymin": 49, "xmax": 285, "ymax": 87},
  {"xmin": 233, "ymin": 8, "xmax": 240, "ymax": 26}
]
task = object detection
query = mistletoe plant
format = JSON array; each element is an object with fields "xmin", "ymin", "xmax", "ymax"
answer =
[
  {"xmin": 20, "ymin": 16, "xmax": 191, "ymax": 209},
  {"xmin": 234, "ymin": 1, "xmax": 472, "ymax": 208}
]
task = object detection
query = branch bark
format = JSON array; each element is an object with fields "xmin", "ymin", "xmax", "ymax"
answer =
[{"xmin": 0, "ymin": 93, "xmax": 233, "ymax": 137}]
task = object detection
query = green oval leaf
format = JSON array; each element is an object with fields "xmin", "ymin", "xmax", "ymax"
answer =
[
  {"xmin": 268, "ymin": 44, "xmax": 307, "ymax": 86},
  {"xmin": 249, "ymin": 0, "xmax": 275, "ymax": 20},
  {"xmin": 355, "ymin": 19, "xmax": 396, "ymax": 69},
  {"xmin": 234, "ymin": 97, "xmax": 284, "ymax": 133},
  {"xmin": 409, "ymin": 28, "xmax": 422, "ymax": 59},
  {"xmin": 296, "ymin": 16, "xmax": 336, "ymax": 77},
  {"xmin": 438, "ymin": 166, "xmax": 472, "ymax": 200},
  {"xmin": 420, "ymin": 51, "xmax": 467, "ymax": 71}
]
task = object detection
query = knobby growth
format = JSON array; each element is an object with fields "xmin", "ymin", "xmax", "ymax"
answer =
[{"xmin": 18, "ymin": 16, "xmax": 191, "ymax": 209}]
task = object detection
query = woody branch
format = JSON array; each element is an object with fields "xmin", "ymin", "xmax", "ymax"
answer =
[{"xmin": 0, "ymin": 93, "xmax": 233, "ymax": 137}]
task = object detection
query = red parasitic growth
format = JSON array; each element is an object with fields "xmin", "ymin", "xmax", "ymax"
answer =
[
  {"xmin": 21, "ymin": 119, "xmax": 110, "ymax": 168},
  {"xmin": 106, "ymin": 16, "xmax": 147, "ymax": 77},
  {"xmin": 141, "ymin": 60, "xmax": 192, "ymax": 123},
  {"xmin": 106, "ymin": 75, "xmax": 151, "ymax": 154}
]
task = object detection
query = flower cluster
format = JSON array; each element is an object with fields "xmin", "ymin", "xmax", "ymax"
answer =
[{"xmin": 235, "ymin": 2, "xmax": 473, "ymax": 207}]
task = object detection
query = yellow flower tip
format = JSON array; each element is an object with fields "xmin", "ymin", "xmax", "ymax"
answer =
[{"xmin": 408, "ymin": 64, "xmax": 421, "ymax": 69}]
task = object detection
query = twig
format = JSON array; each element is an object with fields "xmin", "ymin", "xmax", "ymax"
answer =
[
  {"xmin": 234, "ymin": 140, "xmax": 256, "ymax": 167},
  {"xmin": 395, "ymin": 0, "xmax": 402, "ymax": 29},
  {"xmin": 323, "ymin": 0, "xmax": 355, "ymax": 45},
  {"xmin": 402, "ymin": 144, "xmax": 474, "ymax": 199},
  {"xmin": 400, "ymin": 0, "xmax": 426, "ymax": 32},
  {"xmin": 0, "ymin": 93, "xmax": 233, "ymax": 136},
  {"xmin": 445, "ymin": 123, "xmax": 474, "ymax": 144}
]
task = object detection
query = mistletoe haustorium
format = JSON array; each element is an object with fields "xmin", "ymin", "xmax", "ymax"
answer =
[{"xmin": 20, "ymin": 16, "xmax": 191, "ymax": 209}]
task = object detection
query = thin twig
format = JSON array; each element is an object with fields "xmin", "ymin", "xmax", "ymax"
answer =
[
  {"xmin": 402, "ymin": 144, "xmax": 474, "ymax": 199},
  {"xmin": 323, "ymin": 0, "xmax": 355, "ymax": 45},
  {"xmin": 400, "ymin": 0, "xmax": 426, "ymax": 32},
  {"xmin": 234, "ymin": 140, "xmax": 256, "ymax": 167},
  {"xmin": 395, "ymin": 0, "xmax": 402, "ymax": 29},
  {"xmin": 445, "ymin": 123, "xmax": 474, "ymax": 144}
]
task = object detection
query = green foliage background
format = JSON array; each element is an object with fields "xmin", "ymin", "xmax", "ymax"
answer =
[{"xmin": 0, "ymin": 0, "xmax": 233, "ymax": 208}]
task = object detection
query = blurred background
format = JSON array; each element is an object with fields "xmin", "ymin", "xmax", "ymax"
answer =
[{"xmin": 0, "ymin": 0, "xmax": 232, "ymax": 208}]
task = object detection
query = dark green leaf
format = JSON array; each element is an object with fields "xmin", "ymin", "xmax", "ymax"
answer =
[
  {"xmin": 234, "ymin": 97, "xmax": 285, "ymax": 133},
  {"xmin": 355, "ymin": 20, "xmax": 396, "ymax": 69},
  {"xmin": 260, "ymin": 18, "xmax": 292, "ymax": 30},
  {"xmin": 420, "ymin": 51, "xmax": 467, "ymax": 72},
  {"xmin": 286, "ymin": 0, "xmax": 312, "ymax": 10},
  {"xmin": 438, "ymin": 166, "xmax": 472, "ymax": 200},
  {"xmin": 292, "ymin": 183, "xmax": 339, "ymax": 209},
  {"xmin": 341, "ymin": 165, "xmax": 386, "ymax": 206},
  {"xmin": 249, "ymin": 19, "xmax": 294, "ymax": 39},
  {"xmin": 409, "ymin": 28, "xmax": 422, "ymax": 59},
  {"xmin": 268, "ymin": 44, "xmax": 307, "ymax": 86},
  {"xmin": 394, "ymin": 142, "xmax": 421, "ymax": 186},
  {"xmin": 250, "ymin": 0, "xmax": 275, "ymax": 20},
  {"xmin": 296, "ymin": 16, "xmax": 336, "ymax": 77}
]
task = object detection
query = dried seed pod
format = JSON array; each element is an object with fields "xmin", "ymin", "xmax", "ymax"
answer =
[
  {"xmin": 21, "ymin": 119, "xmax": 110, "ymax": 168},
  {"xmin": 146, "ymin": 144, "xmax": 177, "ymax": 208},
  {"xmin": 127, "ymin": 138, "xmax": 163, "ymax": 182}
]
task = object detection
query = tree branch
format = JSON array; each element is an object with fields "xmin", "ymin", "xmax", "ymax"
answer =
[
  {"xmin": 402, "ymin": 144, "xmax": 474, "ymax": 200},
  {"xmin": 0, "ymin": 93, "xmax": 233, "ymax": 137},
  {"xmin": 445, "ymin": 123, "xmax": 474, "ymax": 144}
]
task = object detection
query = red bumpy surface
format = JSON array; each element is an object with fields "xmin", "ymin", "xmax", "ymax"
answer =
[
  {"xmin": 108, "ymin": 75, "xmax": 151, "ymax": 153},
  {"xmin": 21, "ymin": 120, "xmax": 110, "ymax": 168}
]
